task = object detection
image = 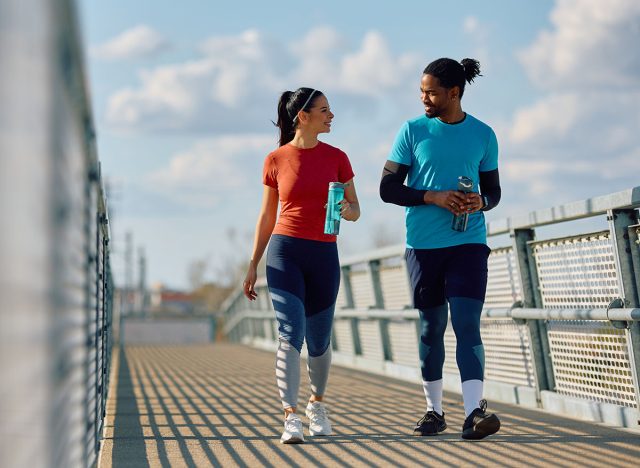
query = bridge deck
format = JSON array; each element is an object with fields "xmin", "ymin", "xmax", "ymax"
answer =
[{"xmin": 100, "ymin": 343, "xmax": 640, "ymax": 467}]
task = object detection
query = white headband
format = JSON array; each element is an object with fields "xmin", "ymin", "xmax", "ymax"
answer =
[{"xmin": 292, "ymin": 89, "xmax": 317, "ymax": 122}]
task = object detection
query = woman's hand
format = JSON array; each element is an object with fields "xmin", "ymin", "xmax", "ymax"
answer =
[
  {"xmin": 243, "ymin": 266, "xmax": 257, "ymax": 301},
  {"xmin": 339, "ymin": 199, "xmax": 357, "ymax": 221},
  {"xmin": 340, "ymin": 179, "xmax": 360, "ymax": 221}
]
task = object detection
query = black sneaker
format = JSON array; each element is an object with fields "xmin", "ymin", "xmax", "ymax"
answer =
[
  {"xmin": 461, "ymin": 399, "xmax": 500, "ymax": 440},
  {"xmin": 413, "ymin": 410, "xmax": 447, "ymax": 436}
]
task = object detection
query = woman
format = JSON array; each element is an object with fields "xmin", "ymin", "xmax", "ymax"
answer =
[{"xmin": 243, "ymin": 87, "xmax": 360, "ymax": 444}]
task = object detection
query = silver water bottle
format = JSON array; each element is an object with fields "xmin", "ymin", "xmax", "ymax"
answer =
[{"xmin": 451, "ymin": 176, "xmax": 473, "ymax": 232}]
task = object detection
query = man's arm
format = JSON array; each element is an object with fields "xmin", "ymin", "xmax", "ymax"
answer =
[
  {"xmin": 379, "ymin": 160, "xmax": 427, "ymax": 206},
  {"xmin": 479, "ymin": 169, "xmax": 501, "ymax": 211}
]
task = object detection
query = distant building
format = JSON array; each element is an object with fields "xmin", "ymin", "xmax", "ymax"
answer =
[{"xmin": 149, "ymin": 282, "xmax": 194, "ymax": 314}]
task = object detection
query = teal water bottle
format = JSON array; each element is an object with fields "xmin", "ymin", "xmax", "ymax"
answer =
[
  {"xmin": 452, "ymin": 176, "xmax": 473, "ymax": 232},
  {"xmin": 324, "ymin": 182, "xmax": 345, "ymax": 235}
]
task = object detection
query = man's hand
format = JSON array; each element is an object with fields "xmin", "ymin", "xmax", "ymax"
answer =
[{"xmin": 424, "ymin": 191, "xmax": 483, "ymax": 215}]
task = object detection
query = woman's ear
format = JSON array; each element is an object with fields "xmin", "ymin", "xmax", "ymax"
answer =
[{"xmin": 296, "ymin": 110, "xmax": 308, "ymax": 125}]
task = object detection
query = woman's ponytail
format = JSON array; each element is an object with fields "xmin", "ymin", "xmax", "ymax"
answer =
[{"xmin": 276, "ymin": 91, "xmax": 296, "ymax": 147}]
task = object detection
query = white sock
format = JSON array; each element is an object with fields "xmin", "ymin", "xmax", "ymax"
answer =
[
  {"xmin": 422, "ymin": 379, "xmax": 443, "ymax": 414},
  {"xmin": 461, "ymin": 379, "xmax": 483, "ymax": 416}
]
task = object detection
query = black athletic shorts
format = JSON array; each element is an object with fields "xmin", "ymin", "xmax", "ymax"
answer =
[{"xmin": 405, "ymin": 243, "xmax": 491, "ymax": 309}]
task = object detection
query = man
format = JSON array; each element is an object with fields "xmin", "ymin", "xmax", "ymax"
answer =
[{"xmin": 379, "ymin": 58, "xmax": 502, "ymax": 440}]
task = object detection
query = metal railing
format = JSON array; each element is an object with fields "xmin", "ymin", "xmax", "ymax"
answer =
[
  {"xmin": 0, "ymin": 1, "xmax": 114, "ymax": 467},
  {"xmin": 221, "ymin": 187, "xmax": 640, "ymax": 429}
]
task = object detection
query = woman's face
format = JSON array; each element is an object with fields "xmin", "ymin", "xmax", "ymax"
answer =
[{"xmin": 300, "ymin": 95, "xmax": 334, "ymax": 134}]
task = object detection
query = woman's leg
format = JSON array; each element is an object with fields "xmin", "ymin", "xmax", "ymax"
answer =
[
  {"xmin": 303, "ymin": 241, "xmax": 340, "ymax": 400},
  {"xmin": 266, "ymin": 235, "xmax": 307, "ymax": 415}
]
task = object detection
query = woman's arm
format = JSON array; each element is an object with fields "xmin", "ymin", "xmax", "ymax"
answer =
[
  {"xmin": 340, "ymin": 178, "xmax": 360, "ymax": 222},
  {"xmin": 243, "ymin": 185, "xmax": 279, "ymax": 300}
]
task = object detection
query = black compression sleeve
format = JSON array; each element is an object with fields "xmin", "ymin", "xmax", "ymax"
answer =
[
  {"xmin": 379, "ymin": 160, "xmax": 426, "ymax": 206},
  {"xmin": 479, "ymin": 169, "xmax": 501, "ymax": 211}
]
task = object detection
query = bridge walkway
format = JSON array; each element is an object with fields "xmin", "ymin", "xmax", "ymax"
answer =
[{"xmin": 99, "ymin": 343, "xmax": 640, "ymax": 467}]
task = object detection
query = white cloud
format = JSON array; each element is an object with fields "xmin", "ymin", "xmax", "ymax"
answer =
[
  {"xmin": 145, "ymin": 134, "xmax": 275, "ymax": 208},
  {"xmin": 339, "ymin": 31, "xmax": 416, "ymax": 92},
  {"xmin": 462, "ymin": 16, "xmax": 490, "ymax": 69},
  {"xmin": 92, "ymin": 25, "xmax": 168, "ymax": 60},
  {"xmin": 508, "ymin": 93, "xmax": 582, "ymax": 144},
  {"xmin": 105, "ymin": 27, "xmax": 422, "ymax": 134},
  {"xmin": 463, "ymin": 16, "xmax": 489, "ymax": 40},
  {"xmin": 518, "ymin": 0, "xmax": 640, "ymax": 88},
  {"xmin": 502, "ymin": 0, "xmax": 640, "ymax": 206}
]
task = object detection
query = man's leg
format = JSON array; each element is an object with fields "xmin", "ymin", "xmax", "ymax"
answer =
[
  {"xmin": 418, "ymin": 305, "xmax": 448, "ymax": 413},
  {"xmin": 406, "ymin": 248, "xmax": 448, "ymax": 435},
  {"xmin": 446, "ymin": 243, "xmax": 500, "ymax": 439}
]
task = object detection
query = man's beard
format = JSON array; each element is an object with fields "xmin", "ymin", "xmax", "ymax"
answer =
[{"xmin": 424, "ymin": 104, "xmax": 440, "ymax": 118}]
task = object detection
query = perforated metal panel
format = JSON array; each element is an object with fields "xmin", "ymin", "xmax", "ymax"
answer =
[
  {"xmin": 379, "ymin": 257, "xmax": 412, "ymax": 310},
  {"xmin": 350, "ymin": 267, "xmax": 376, "ymax": 309},
  {"xmin": 388, "ymin": 320, "xmax": 419, "ymax": 367},
  {"xmin": 0, "ymin": 3, "xmax": 114, "ymax": 466},
  {"xmin": 358, "ymin": 320, "xmax": 384, "ymax": 361},
  {"xmin": 547, "ymin": 320, "xmax": 637, "ymax": 408},
  {"xmin": 443, "ymin": 319, "xmax": 535, "ymax": 387},
  {"xmin": 486, "ymin": 247, "xmax": 522, "ymax": 308},
  {"xmin": 335, "ymin": 282, "xmax": 348, "ymax": 309},
  {"xmin": 532, "ymin": 232, "xmax": 620, "ymax": 308},
  {"xmin": 333, "ymin": 319, "xmax": 355, "ymax": 355}
]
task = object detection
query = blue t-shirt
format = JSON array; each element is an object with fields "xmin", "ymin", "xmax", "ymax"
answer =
[{"xmin": 388, "ymin": 113, "xmax": 498, "ymax": 249}]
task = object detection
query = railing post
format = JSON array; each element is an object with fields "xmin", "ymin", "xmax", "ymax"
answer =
[
  {"xmin": 368, "ymin": 260, "xmax": 385, "ymax": 309},
  {"xmin": 379, "ymin": 319, "xmax": 392, "ymax": 361},
  {"xmin": 351, "ymin": 318, "xmax": 362, "ymax": 356},
  {"xmin": 511, "ymin": 228, "xmax": 555, "ymax": 397},
  {"xmin": 608, "ymin": 209, "xmax": 640, "ymax": 414},
  {"xmin": 341, "ymin": 266, "xmax": 355, "ymax": 309},
  {"xmin": 628, "ymin": 224, "xmax": 640, "ymax": 307},
  {"xmin": 609, "ymin": 210, "xmax": 640, "ymax": 307}
]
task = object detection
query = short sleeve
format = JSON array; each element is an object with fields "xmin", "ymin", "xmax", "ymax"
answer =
[
  {"xmin": 479, "ymin": 129, "xmax": 499, "ymax": 172},
  {"xmin": 262, "ymin": 153, "xmax": 278, "ymax": 188},
  {"xmin": 338, "ymin": 151, "xmax": 355, "ymax": 183},
  {"xmin": 388, "ymin": 121, "xmax": 413, "ymax": 166}
]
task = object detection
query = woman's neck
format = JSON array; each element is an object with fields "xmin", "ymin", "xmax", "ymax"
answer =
[{"xmin": 289, "ymin": 131, "xmax": 319, "ymax": 149}]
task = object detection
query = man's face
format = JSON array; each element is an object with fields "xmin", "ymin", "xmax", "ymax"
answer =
[{"xmin": 420, "ymin": 74, "xmax": 454, "ymax": 118}]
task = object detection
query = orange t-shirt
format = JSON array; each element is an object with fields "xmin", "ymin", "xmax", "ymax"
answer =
[{"xmin": 263, "ymin": 141, "xmax": 355, "ymax": 242}]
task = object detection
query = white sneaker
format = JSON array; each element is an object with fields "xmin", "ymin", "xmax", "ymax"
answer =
[
  {"xmin": 305, "ymin": 401, "xmax": 332, "ymax": 436},
  {"xmin": 280, "ymin": 413, "xmax": 305, "ymax": 444}
]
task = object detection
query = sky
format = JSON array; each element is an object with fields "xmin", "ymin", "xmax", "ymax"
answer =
[{"xmin": 79, "ymin": 0, "xmax": 640, "ymax": 290}]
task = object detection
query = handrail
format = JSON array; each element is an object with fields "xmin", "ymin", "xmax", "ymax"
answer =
[
  {"xmin": 487, "ymin": 187, "xmax": 640, "ymax": 235},
  {"xmin": 224, "ymin": 305, "xmax": 640, "ymax": 324}
]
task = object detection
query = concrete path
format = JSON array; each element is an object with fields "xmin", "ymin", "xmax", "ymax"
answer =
[{"xmin": 99, "ymin": 343, "xmax": 640, "ymax": 467}]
